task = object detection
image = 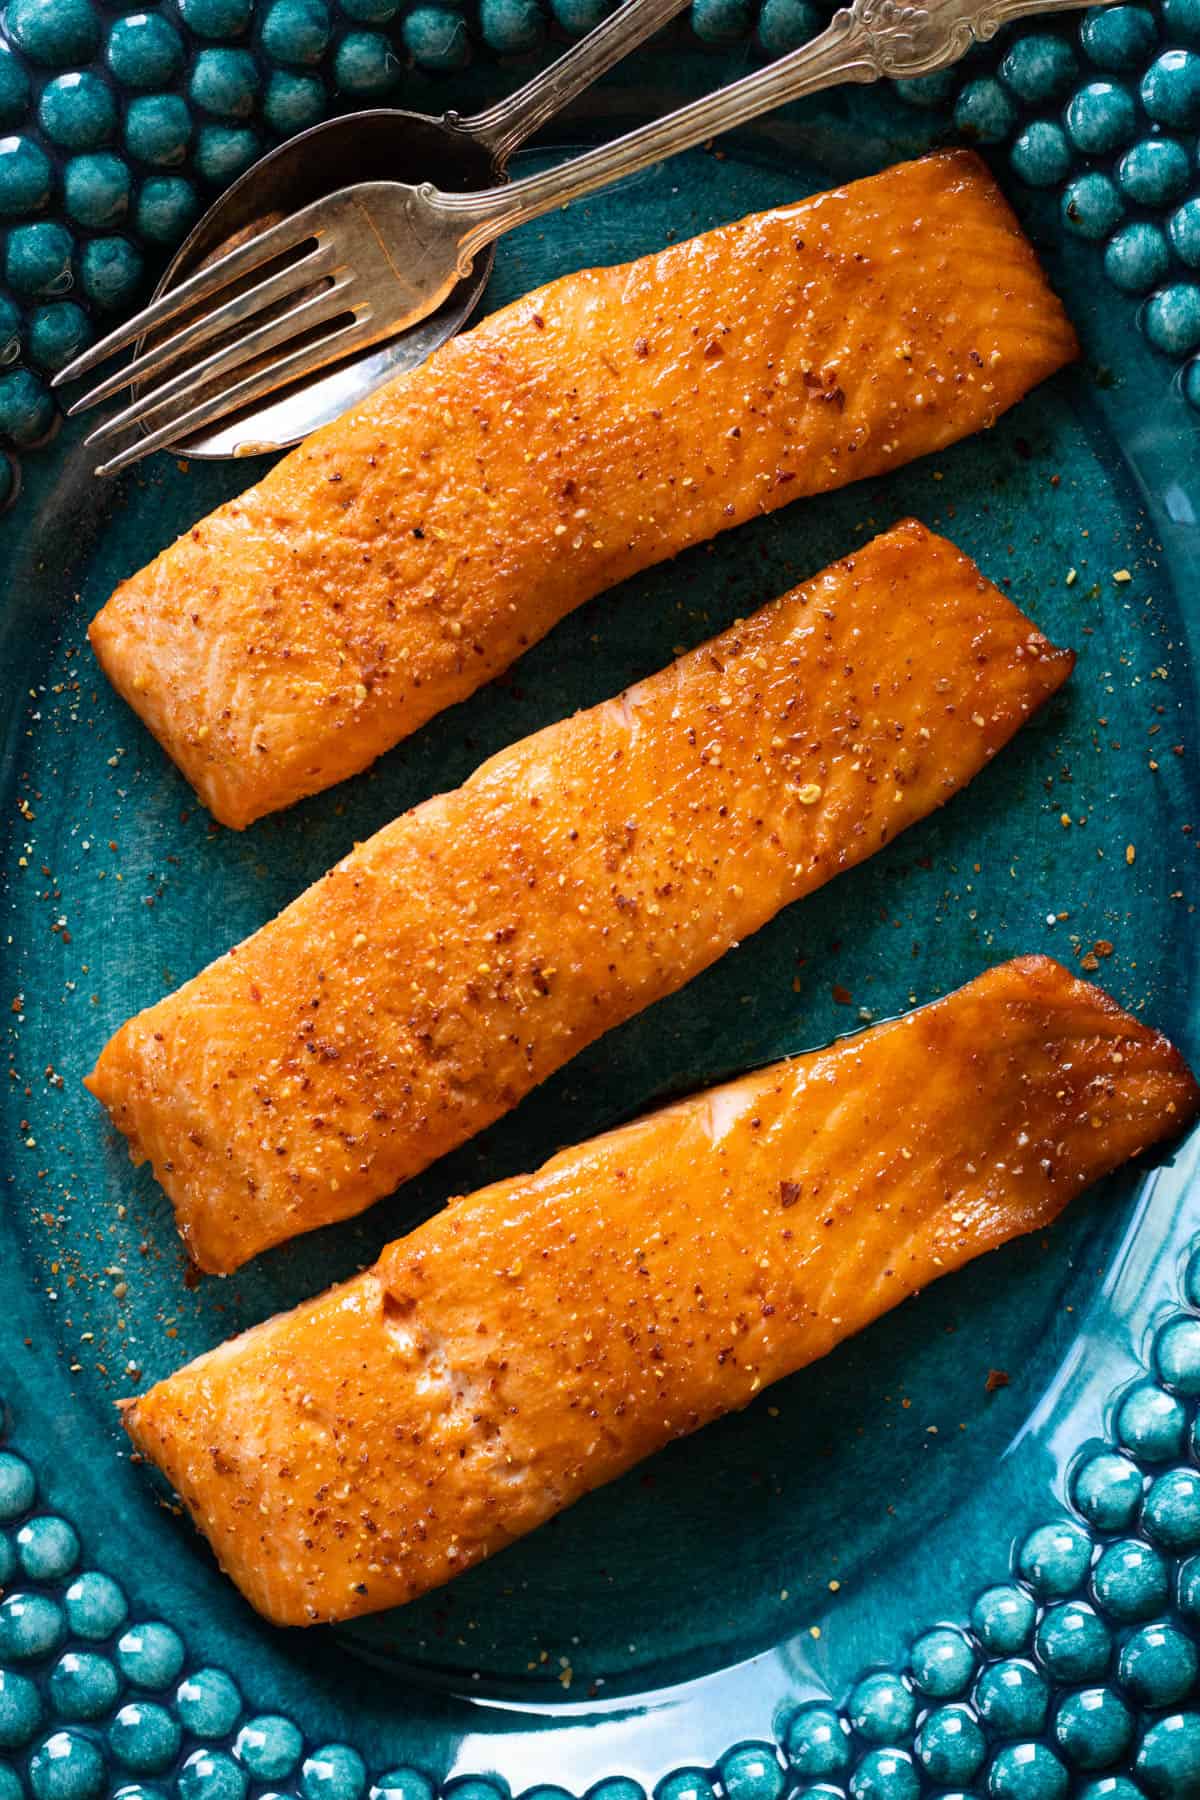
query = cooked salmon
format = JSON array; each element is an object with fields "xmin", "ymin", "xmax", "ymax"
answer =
[
  {"xmin": 121, "ymin": 957, "xmax": 1199, "ymax": 1626},
  {"xmin": 88, "ymin": 150, "xmax": 1078, "ymax": 828},
  {"xmin": 86, "ymin": 521, "xmax": 1073, "ymax": 1273}
]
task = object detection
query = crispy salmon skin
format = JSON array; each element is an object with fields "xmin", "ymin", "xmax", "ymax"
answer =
[
  {"xmin": 121, "ymin": 957, "xmax": 1199, "ymax": 1627},
  {"xmin": 89, "ymin": 150, "xmax": 1078, "ymax": 827},
  {"xmin": 86, "ymin": 521, "xmax": 1073, "ymax": 1273}
]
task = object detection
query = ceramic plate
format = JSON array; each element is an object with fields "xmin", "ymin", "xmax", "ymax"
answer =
[{"xmin": 4, "ymin": 47, "xmax": 1200, "ymax": 1800}]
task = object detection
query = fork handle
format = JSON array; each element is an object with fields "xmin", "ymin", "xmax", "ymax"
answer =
[
  {"xmin": 455, "ymin": 0, "xmax": 695, "ymax": 164},
  {"xmin": 433, "ymin": 6, "xmax": 898, "ymax": 265},
  {"xmin": 428, "ymin": 0, "xmax": 1099, "ymax": 267}
]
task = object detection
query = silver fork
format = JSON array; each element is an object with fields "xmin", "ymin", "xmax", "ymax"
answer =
[{"xmin": 59, "ymin": 0, "xmax": 1108, "ymax": 476}]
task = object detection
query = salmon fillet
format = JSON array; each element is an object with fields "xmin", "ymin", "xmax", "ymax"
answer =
[
  {"xmin": 86, "ymin": 521, "xmax": 1074, "ymax": 1273},
  {"xmin": 122, "ymin": 957, "xmax": 1199, "ymax": 1626},
  {"xmin": 89, "ymin": 150, "xmax": 1078, "ymax": 828}
]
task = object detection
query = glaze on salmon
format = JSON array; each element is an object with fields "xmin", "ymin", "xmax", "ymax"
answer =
[
  {"xmin": 89, "ymin": 151, "xmax": 1078, "ymax": 827},
  {"xmin": 86, "ymin": 521, "xmax": 1074, "ymax": 1273},
  {"xmin": 121, "ymin": 957, "xmax": 1199, "ymax": 1626}
]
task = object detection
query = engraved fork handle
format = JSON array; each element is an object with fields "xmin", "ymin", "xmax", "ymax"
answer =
[
  {"xmin": 455, "ymin": 0, "xmax": 696, "ymax": 163},
  {"xmin": 429, "ymin": 0, "xmax": 1109, "ymax": 267}
]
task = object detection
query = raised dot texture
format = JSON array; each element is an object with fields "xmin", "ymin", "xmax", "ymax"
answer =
[
  {"xmin": 1019, "ymin": 1520, "xmax": 1093, "ymax": 1596},
  {"xmin": 116, "ymin": 1622, "xmax": 185, "ymax": 1691},
  {"xmin": 0, "ymin": 134, "xmax": 52, "ymax": 216},
  {"xmin": 757, "ymin": 0, "xmax": 820, "ymax": 53},
  {"xmin": 137, "ymin": 172, "xmax": 201, "ymax": 242},
  {"xmin": 1137, "ymin": 1712, "xmax": 1200, "ymax": 1795},
  {"xmin": 302, "ymin": 1747, "xmax": 369, "ymax": 1800},
  {"xmin": 5, "ymin": 0, "xmax": 100, "ymax": 67},
  {"xmin": 1145, "ymin": 284, "xmax": 1200, "ymax": 357},
  {"xmin": 1077, "ymin": 1780, "xmax": 1145, "ymax": 1800},
  {"xmin": 1080, "ymin": 5, "xmax": 1155, "ymax": 69},
  {"xmin": 175, "ymin": 1670, "xmax": 241, "ymax": 1740},
  {"xmin": 1141, "ymin": 50, "xmax": 1200, "ymax": 127},
  {"xmin": 263, "ymin": 69, "xmax": 326, "ymax": 132},
  {"xmin": 717, "ymin": 1747, "xmax": 784, "ymax": 1800},
  {"xmin": 0, "ymin": 1666, "xmax": 42, "ymax": 1747},
  {"xmin": 976, "ymin": 1660, "xmax": 1050, "ymax": 1737},
  {"xmin": 0, "ymin": 45, "xmax": 32, "ymax": 130},
  {"xmin": 29, "ymin": 1729, "xmax": 106, "ymax": 1800},
  {"xmin": 972, "ymin": 1585, "xmax": 1036, "ymax": 1655},
  {"xmin": 1054, "ymin": 1688, "xmax": 1134, "ymax": 1770},
  {"xmin": 124, "ymin": 92, "xmax": 192, "ymax": 166},
  {"xmin": 180, "ymin": 0, "xmax": 254, "ymax": 32},
  {"xmin": 1010, "ymin": 120, "xmax": 1072, "ymax": 187},
  {"xmin": 953, "ymin": 76, "xmax": 1017, "ymax": 142},
  {"xmin": 988, "ymin": 1742, "xmax": 1068, "ymax": 1800},
  {"xmin": 178, "ymin": 1750, "xmax": 248, "ymax": 1800},
  {"xmin": 80, "ymin": 235, "xmax": 143, "ymax": 310},
  {"xmin": 1143, "ymin": 1465, "xmax": 1200, "ymax": 1545},
  {"xmin": 1119, "ymin": 138, "xmax": 1190, "ymax": 206},
  {"xmin": 911, "ymin": 1627, "xmax": 975, "ymax": 1697},
  {"xmin": 0, "ymin": 1589, "xmax": 66, "ymax": 1656},
  {"xmin": 28, "ymin": 296, "xmax": 93, "ymax": 371},
  {"xmin": 402, "ymin": 7, "xmax": 470, "ymax": 69},
  {"xmin": 849, "ymin": 1748, "xmax": 919, "ymax": 1800},
  {"xmin": 999, "ymin": 32, "xmax": 1077, "ymax": 100},
  {"xmin": 106, "ymin": 14, "xmax": 185, "ymax": 87},
  {"xmin": 1116, "ymin": 1384, "xmax": 1186, "ymax": 1461},
  {"xmin": 1105, "ymin": 222, "xmax": 1170, "ymax": 294},
  {"xmin": 1066, "ymin": 78, "xmax": 1137, "ymax": 151},
  {"xmin": 1092, "ymin": 1538, "xmax": 1171, "ymax": 1621},
  {"xmin": 1074, "ymin": 1453, "xmax": 1144, "ymax": 1530},
  {"xmin": 915, "ymin": 1705, "xmax": 985, "ymax": 1784},
  {"xmin": 65, "ymin": 151, "xmax": 131, "ymax": 228},
  {"xmin": 784, "ymin": 1704, "xmax": 851, "ymax": 1777},
  {"xmin": 1062, "ymin": 170, "xmax": 1124, "ymax": 238},
  {"xmin": 63, "ymin": 1571, "xmax": 127, "ymax": 1640},
  {"xmin": 190, "ymin": 48, "xmax": 259, "ymax": 118},
  {"xmin": 38, "ymin": 72, "xmax": 116, "ymax": 150},
  {"xmin": 236, "ymin": 1717, "xmax": 304, "ymax": 1782},
  {"xmin": 849, "ymin": 1674, "xmax": 916, "ymax": 1743},
  {"xmin": 370, "ymin": 1774, "xmax": 435, "ymax": 1800},
  {"xmin": 332, "ymin": 28, "xmax": 401, "ymax": 92},
  {"xmin": 109, "ymin": 1701, "xmax": 181, "ymax": 1774},
  {"xmin": 48, "ymin": 1650, "xmax": 121, "ymax": 1720},
  {"xmin": 0, "ymin": 1451, "xmax": 35, "ymax": 1519},
  {"xmin": 655, "ymin": 1780, "xmax": 716, "ymax": 1800},
  {"xmin": 262, "ymin": 0, "xmax": 331, "ymax": 63},
  {"xmin": 1035, "ymin": 1601, "xmax": 1112, "ymax": 1682},
  {"xmin": 1119, "ymin": 1621, "xmax": 1199, "ymax": 1706},
  {"xmin": 1157, "ymin": 1316, "xmax": 1200, "ymax": 1394},
  {"xmin": 16, "ymin": 1515, "xmax": 79, "ymax": 1580}
]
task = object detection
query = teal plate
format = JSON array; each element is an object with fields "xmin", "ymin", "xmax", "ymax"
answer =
[{"xmin": 6, "ymin": 53, "xmax": 1200, "ymax": 1800}]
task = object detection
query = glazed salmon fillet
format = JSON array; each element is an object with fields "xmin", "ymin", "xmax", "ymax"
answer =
[
  {"xmin": 86, "ymin": 521, "xmax": 1074, "ymax": 1273},
  {"xmin": 89, "ymin": 150, "xmax": 1077, "ymax": 828},
  {"xmin": 122, "ymin": 957, "xmax": 1199, "ymax": 1626}
]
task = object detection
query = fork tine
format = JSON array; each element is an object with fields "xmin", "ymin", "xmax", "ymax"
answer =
[
  {"xmin": 84, "ymin": 275, "xmax": 358, "ymax": 450},
  {"xmin": 67, "ymin": 242, "xmax": 338, "ymax": 417},
  {"xmin": 93, "ymin": 309, "xmax": 371, "ymax": 476},
  {"xmin": 51, "ymin": 194, "xmax": 334, "ymax": 389}
]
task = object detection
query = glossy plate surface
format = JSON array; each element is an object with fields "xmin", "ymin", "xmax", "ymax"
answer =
[{"xmin": 3, "ymin": 86, "xmax": 1200, "ymax": 1789}]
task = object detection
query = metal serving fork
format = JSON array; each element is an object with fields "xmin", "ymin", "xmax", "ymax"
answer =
[{"xmin": 59, "ymin": 0, "xmax": 1108, "ymax": 475}]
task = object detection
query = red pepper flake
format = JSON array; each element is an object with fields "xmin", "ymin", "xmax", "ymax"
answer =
[
  {"xmin": 780, "ymin": 1181, "xmax": 802, "ymax": 1208},
  {"xmin": 832, "ymin": 984, "xmax": 853, "ymax": 1006},
  {"xmin": 532, "ymin": 314, "xmax": 545, "ymax": 330},
  {"xmin": 985, "ymin": 1369, "xmax": 1010, "ymax": 1393}
]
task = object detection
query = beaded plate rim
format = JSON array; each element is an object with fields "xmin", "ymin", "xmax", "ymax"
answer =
[{"xmin": 5, "ymin": 0, "xmax": 1200, "ymax": 1792}]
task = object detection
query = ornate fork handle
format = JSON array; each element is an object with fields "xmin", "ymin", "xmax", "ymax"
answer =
[{"xmin": 422, "ymin": 0, "xmax": 1108, "ymax": 269}]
